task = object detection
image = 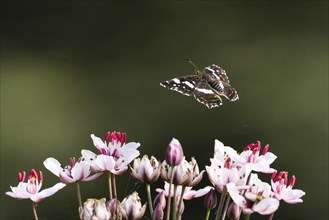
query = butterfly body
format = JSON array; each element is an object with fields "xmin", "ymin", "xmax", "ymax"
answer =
[{"xmin": 160, "ymin": 64, "xmax": 238, "ymax": 109}]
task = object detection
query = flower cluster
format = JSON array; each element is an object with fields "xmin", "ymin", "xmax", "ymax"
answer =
[{"xmin": 5, "ymin": 131, "xmax": 305, "ymax": 220}]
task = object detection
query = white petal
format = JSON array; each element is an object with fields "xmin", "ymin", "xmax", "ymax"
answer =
[
  {"xmin": 43, "ymin": 157, "xmax": 62, "ymax": 177},
  {"xmin": 91, "ymin": 134, "xmax": 107, "ymax": 151},
  {"xmin": 253, "ymin": 198, "xmax": 279, "ymax": 215},
  {"xmin": 30, "ymin": 183, "xmax": 66, "ymax": 202},
  {"xmin": 71, "ymin": 161, "xmax": 90, "ymax": 181}
]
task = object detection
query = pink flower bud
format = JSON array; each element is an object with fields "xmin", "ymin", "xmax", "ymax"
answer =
[
  {"xmin": 79, "ymin": 198, "xmax": 110, "ymax": 220},
  {"xmin": 152, "ymin": 203, "xmax": 164, "ymax": 220},
  {"xmin": 107, "ymin": 198, "xmax": 120, "ymax": 217},
  {"xmin": 227, "ymin": 202, "xmax": 240, "ymax": 220},
  {"xmin": 204, "ymin": 188, "xmax": 217, "ymax": 209},
  {"xmin": 120, "ymin": 192, "xmax": 146, "ymax": 220},
  {"xmin": 153, "ymin": 191, "xmax": 166, "ymax": 209},
  {"xmin": 165, "ymin": 138, "xmax": 184, "ymax": 166},
  {"xmin": 130, "ymin": 155, "xmax": 161, "ymax": 184}
]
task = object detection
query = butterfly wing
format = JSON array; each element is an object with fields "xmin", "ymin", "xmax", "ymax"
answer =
[
  {"xmin": 203, "ymin": 64, "xmax": 230, "ymax": 83},
  {"xmin": 221, "ymin": 81, "xmax": 239, "ymax": 101},
  {"xmin": 193, "ymin": 80, "xmax": 222, "ymax": 109},
  {"xmin": 160, "ymin": 75, "xmax": 200, "ymax": 96}
]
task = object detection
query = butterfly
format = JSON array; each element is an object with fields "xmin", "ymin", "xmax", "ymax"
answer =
[{"xmin": 160, "ymin": 59, "xmax": 239, "ymax": 109}]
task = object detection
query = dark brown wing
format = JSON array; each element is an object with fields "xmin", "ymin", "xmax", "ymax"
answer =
[{"xmin": 193, "ymin": 81, "xmax": 222, "ymax": 108}]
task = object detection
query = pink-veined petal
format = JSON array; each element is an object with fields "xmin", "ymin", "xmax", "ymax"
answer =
[
  {"xmin": 252, "ymin": 197, "xmax": 279, "ymax": 215},
  {"xmin": 83, "ymin": 172, "xmax": 103, "ymax": 181},
  {"xmin": 91, "ymin": 134, "xmax": 107, "ymax": 151},
  {"xmin": 95, "ymin": 155, "xmax": 116, "ymax": 172},
  {"xmin": 30, "ymin": 183, "xmax": 66, "ymax": 203},
  {"xmin": 183, "ymin": 186, "xmax": 213, "ymax": 200},
  {"xmin": 59, "ymin": 171, "xmax": 75, "ymax": 184},
  {"xmin": 5, "ymin": 183, "xmax": 32, "ymax": 200},
  {"xmin": 120, "ymin": 142, "xmax": 141, "ymax": 151},
  {"xmin": 226, "ymin": 183, "xmax": 246, "ymax": 207},
  {"xmin": 71, "ymin": 161, "xmax": 90, "ymax": 181},
  {"xmin": 281, "ymin": 187, "xmax": 305, "ymax": 204}
]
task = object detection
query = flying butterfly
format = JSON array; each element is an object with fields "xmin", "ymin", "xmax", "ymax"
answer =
[{"xmin": 160, "ymin": 58, "xmax": 239, "ymax": 109}]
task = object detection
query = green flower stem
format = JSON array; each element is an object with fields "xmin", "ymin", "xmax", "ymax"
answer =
[
  {"xmin": 172, "ymin": 185, "xmax": 178, "ymax": 220},
  {"xmin": 215, "ymin": 186, "xmax": 228, "ymax": 220},
  {"xmin": 165, "ymin": 165, "xmax": 175, "ymax": 220},
  {"xmin": 76, "ymin": 182, "xmax": 83, "ymax": 208},
  {"xmin": 221, "ymin": 194, "xmax": 231, "ymax": 220},
  {"xmin": 146, "ymin": 183, "xmax": 154, "ymax": 216},
  {"xmin": 108, "ymin": 172, "xmax": 113, "ymax": 200},
  {"xmin": 244, "ymin": 214, "xmax": 250, "ymax": 220},
  {"xmin": 205, "ymin": 208, "xmax": 211, "ymax": 220},
  {"xmin": 175, "ymin": 185, "xmax": 186, "ymax": 220},
  {"xmin": 32, "ymin": 202, "xmax": 38, "ymax": 220},
  {"xmin": 111, "ymin": 173, "xmax": 117, "ymax": 198}
]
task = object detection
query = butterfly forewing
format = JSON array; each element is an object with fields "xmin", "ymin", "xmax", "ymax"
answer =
[
  {"xmin": 203, "ymin": 64, "xmax": 230, "ymax": 83},
  {"xmin": 193, "ymin": 81, "xmax": 223, "ymax": 108},
  {"xmin": 160, "ymin": 75, "xmax": 200, "ymax": 96}
]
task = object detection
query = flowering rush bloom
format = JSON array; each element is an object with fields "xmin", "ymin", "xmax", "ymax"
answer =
[
  {"xmin": 43, "ymin": 157, "xmax": 102, "ymax": 184},
  {"xmin": 81, "ymin": 131, "xmax": 141, "ymax": 175},
  {"xmin": 156, "ymin": 182, "xmax": 213, "ymax": 200},
  {"xmin": 5, "ymin": 169, "xmax": 66, "ymax": 202},
  {"xmin": 120, "ymin": 192, "xmax": 146, "ymax": 220},
  {"xmin": 79, "ymin": 198, "xmax": 111, "ymax": 220},
  {"xmin": 130, "ymin": 155, "xmax": 161, "ymax": 184},
  {"xmin": 224, "ymin": 141, "xmax": 277, "ymax": 174},
  {"xmin": 227, "ymin": 173, "xmax": 280, "ymax": 215},
  {"xmin": 206, "ymin": 140, "xmax": 251, "ymax": 192},
  {"xmin": 271, "ymin": 171, "xmax": 305, "ymax": 204},
  {"xmin": 161, "ymin": 157, "xmax": 205, "ymax": 186}
]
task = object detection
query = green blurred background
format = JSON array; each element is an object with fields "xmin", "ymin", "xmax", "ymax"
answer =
[{"xmin": 1, "ymin": 1, "xmax": 328, "ymax": 220}]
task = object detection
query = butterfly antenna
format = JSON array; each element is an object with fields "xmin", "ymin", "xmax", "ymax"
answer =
[{"xmin": 186, "ymin": 57, "xmax": 200, "ymax": 71}]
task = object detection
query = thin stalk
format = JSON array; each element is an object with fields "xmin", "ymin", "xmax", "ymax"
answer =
[
  {"xmin": 165, "ymin": 165, "xmax": 175, "ymax": 220},
  {"xmin": 215, "ymin": 187, "xmax": 227, "ymax": 220},
  {"xmin": 205, "ymin": 208, "xmax": 211, "ymax": 220},
  {"xmin": 76, "ymin": 182, "xmax": 83, "ymax": 208},
  {"xmin": 175, "ymin": 185, "xmax": 186, "ymax": 220},
  {"xmin": 32, "ymin": 202, "xmax": 38, "ymax": 220},
  {"xmin": 244, "ymin": 214, "xmax": 250, "ymax": 220},
  {"xmin": 268, "ymin": 212, "xmax": 274, "ymax": 220},
  {"xmin": 172, "ymin": 185, "xmax": 178, "ymax": 220},
  {"xmin": 146, "ymin": 183, "xmax": 154, "ymax": 216},
  {"xmin": 108, "ymin": 172, "xmax": 113, "ymax": 199},
  {"xmin": 112, "ymin": 174, "xmax": 117, "ymax": 198},
  {"xmin": 221, "ymin": 194, "xmax": 230, "ymax": 220}
]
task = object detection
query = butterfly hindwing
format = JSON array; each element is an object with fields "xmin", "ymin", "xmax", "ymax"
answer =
[
  {"xmin": 160, "ymin": 75, "xmax": 200, "ymax": 96},
  {"xmin": 221, "ymin": 81, "xmax": 239, "ymax": 101},
  {"xmin": 193, "ymin": 80, "xmax": 223, "ymax": 109}
]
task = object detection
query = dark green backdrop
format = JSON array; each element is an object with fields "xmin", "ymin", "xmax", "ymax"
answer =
[{"xmin": 1, "ymin": 1, "xmax": 328, "ymax": 220}]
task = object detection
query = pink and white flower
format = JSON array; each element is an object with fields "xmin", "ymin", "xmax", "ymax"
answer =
[
  {"xmin": 6, "ymin": 169, "xmax": 66, "ymax": 203},
  {"xmin": 43, "ymin": 157, "xmax": 102, "ymax": 184},
  {"xmin": 130, "ymin": 155, "xmax": 161, "ymax": 184},
  {"xmin": 227, "ymin": 173, "xmax": 279, "ymax": 215},
  {"xmin": 224, "ymin": 141, "xmax": 277, "ymax": 174},
  {"xmin": 156, "ymin": 182, "xmax": 213, "ymax": 200},
  {"xmin": 120, "ymin": 192, "xmax": 146, "ymax": 220},
  {"xmin": 206, "ymin": 140, "xmax": 251, "ymax": 192},
  {"xmin": 161, "ymin": 157, "xmax": 205, "ymax": 186},
  {"xmin": 271, "ymin": 171, "xmax": 305, "ymax": 204},
  {"xmin": 81, "ymin": 131, "xmax": 140, "ymax": 175}
]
